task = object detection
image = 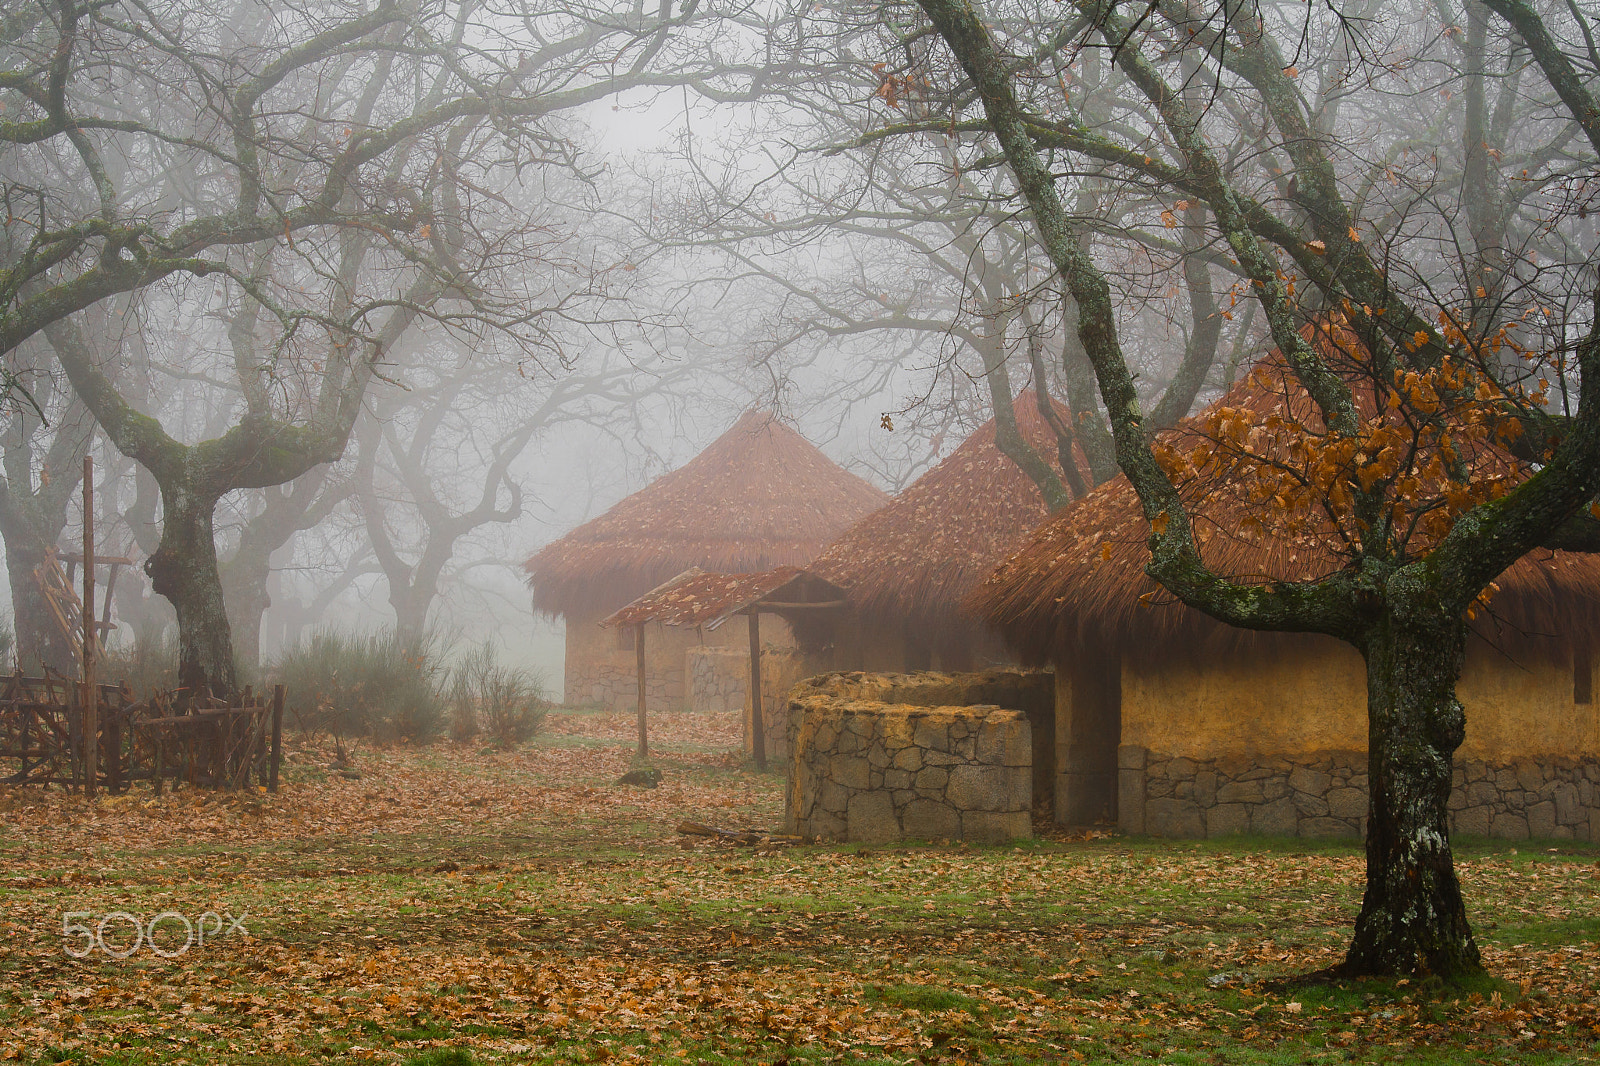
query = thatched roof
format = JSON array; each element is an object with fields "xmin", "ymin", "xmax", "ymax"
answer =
[
  {"xmin": 971, "ymin": 325, "xmax": 1600, "ymax": 663},
  {"xmin": 809, "ymin": 393, "xmax": 1087, "ymax": 636},
  {"xmin": 524, "ymin": 412, "xmax": 886, "ymax": 618},
  {"xmin": 601, "ymin": 566, "xmax": 846, "ymax": 631}
]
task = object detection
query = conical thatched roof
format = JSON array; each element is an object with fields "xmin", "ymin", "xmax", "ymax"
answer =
[
  {"xmin": 971, "ymin": 325, "xmax": 1600, "ymax": 663},
  {"xmin": 524, "ymin": 412, "xmax": 887, "ymax": 617},
  {"xmin": 810, "ymin": 393, "xmax": 1087, "ymax": 636}
]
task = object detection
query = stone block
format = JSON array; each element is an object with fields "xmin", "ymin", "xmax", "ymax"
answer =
[
  {"xmin": 883, "ymin": 769, "xmax": 913, "ymax": 790},
  {"xmin": 1167, "ymin": 757, "xmax": 1196, "ymax": 779},
  {"xmin": 1207, "ymin": 803, "xmax": 1250, "ymax": 836},
  {"xmin": 893, "ymin": 747, "xmax": 923, "ymax": 772},
  {"xmin": 1553, "ymin": 782, "xmax": 1583, "ymax": 826},
  {"xmin": 807, "ymin": 809, "xmax": 846, "ymax": 841},
  {"xmin": 1252, "ymin": 798, "xmax": 1299, "ymax": 837},
  {"xmin": 1452, "ymin": 805, "xmax": 1490, "ymax": 836},
  {"xmin": 1527, "ymin": 800, "xmax": 1558, "ymax": 839},
  {"xmin": 1300, "ymin": 816, "xmax": 1360, "ymax": 839},
  {"xmin": 915, "ymin": 767, "xmax": 949, "ymax": 791},
  {"xmin": 1288, "ymin": 766, "xmax": 1332, "ymax": 795},
  {"xmin": 1118, "ymin": 767, "xmax": 1146, "ymax": 835},
  {"xmin": 1490, "ymin": 812, "xmax": 1530, "ymax": 840},
  {"xmin": 1292, "ymin": 791, "xmax": 1329, "ymax": 817},
  {"xmin": 1118, "ymin": 745, "xmax": 1148, "ymax": 770},
  {"xmin": 1145, "ymin": 798, "xmax": 1205, "ymax": 838},
  {"xmin": 1193, "ymin": 770, "xmax": 1218, "ymax": 807},
  {"xmin": 1008, "ymin": 769, "xmax": 1033, "ymax": 813},
  {"xmin": 1216, "ymin": 780, "xmax": 1265, "ymax": 804},
  {"xmin": 833, "ymin": 756, "xmax": 872, "ymax": 791},
  {"xmin": 923, "ymin": 750, "xmax": 962, "ymax": 767},
  {"xmin": 975, "ymin": 716, "xmax": 1032, "ymax": 767},
  {"xmin": 1516, "ymin": 760, "xmax": 1544, "ymax": 793},
  {"xmin": 817, "ymin": 780, "xmax": 850, "ymax": 815},
  {"xmin": 902, "ymin": 799, "xmax": 961, "ymax": 841},
  {"xmin": 868, "ymin": 745, "xmax": 892, "ymax": 769},
  {"xmin": 1448, "ymin": 787, "xmax": 1467, "ymax": 811},
  {"xmin": 847, "ymin": 791, "xmax": 898, "ymax": 843},
  {"xmin": 947, "ymin": 765, "xmax": 1012, "ymax": 812},
  {"xmin": 1495, "ymin": 766, "xmax": 1520, "ymax": 792},
  {"xmin": 1467, "ymin": 780, "xmax": 1498, "ymax": 806},
  {"xmin": 962, "ymin": 810, "xmax": 1030, "ymax": 843},
  {"xmin": 1327, "ymin": 788, "xmax": 1367, "ymax": 821},
  {"xmin": 913, "ymin": 718, "xmax": 950, "ymax": 753}
]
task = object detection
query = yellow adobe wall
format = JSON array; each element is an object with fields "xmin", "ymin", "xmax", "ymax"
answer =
[
  {"xmin": 563, "ymin": 610, "xmax": 796, "ymax": 710},
  {"xmin": 1119, "ymin": 636, "xmax": 1596, "ymax": 761}
]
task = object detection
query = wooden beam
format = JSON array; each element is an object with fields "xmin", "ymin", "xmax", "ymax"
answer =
[
  {"xmin": 635, "ymin": 624, "xmax": 648, "ymax": 761},
  {"xmin": 748, "ymin": 609, "xmax": 766, "ymax": 771},
  {"xmin": 751, "ymin": 599, "xmax": 848, "ymax": 611}
]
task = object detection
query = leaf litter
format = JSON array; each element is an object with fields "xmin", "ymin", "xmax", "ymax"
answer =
[{"xmin": 0, "ymin": 708, "xmax": 1597, "ymax": 1063}]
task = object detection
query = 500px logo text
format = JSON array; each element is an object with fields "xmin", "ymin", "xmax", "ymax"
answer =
[{"xmin": 62, "ymin": 911, "xmax": 249, "ymax": 958}]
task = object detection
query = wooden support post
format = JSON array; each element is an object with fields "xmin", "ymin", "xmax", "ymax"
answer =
[
  {"xmin": 635, "ymin": 624, "xmax": 648, "ymax": 761},
  {"xmin": 268, "ymin": 684, "xmax": 284, "ymax": 793},
  {"xmin": 748, "ymin": 609, "xmax": 766, "ymax": 771},
  {"xmin": 81, "ymin": 456, "xmax": 97, "ymax": 798}
]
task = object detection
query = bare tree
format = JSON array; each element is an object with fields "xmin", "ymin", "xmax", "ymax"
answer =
[{"xmin": 0, "ymin": 0, "xmax": 736, "ymax": 697}]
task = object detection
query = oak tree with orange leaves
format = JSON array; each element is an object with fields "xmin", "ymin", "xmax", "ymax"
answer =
[{"xmin": 900, "ymin": 0, "xmax": 1600, "ymax": 977}]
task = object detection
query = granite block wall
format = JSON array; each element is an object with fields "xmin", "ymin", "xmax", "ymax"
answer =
[
  {"xmin": 785, "ymin": 671, "xmax": 1040, "ymax": 844},
  {"xmin": 1119, "ymin": 745, "xmax": 1600, "ymax": 841}
]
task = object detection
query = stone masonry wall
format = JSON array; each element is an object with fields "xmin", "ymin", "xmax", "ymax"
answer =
[
  {"xmin": 785, "ymin": 672, "xmax": 1035, "ymax": 844},
  {"xmin": 563, "ymin": 663, "xmax": 682, "ymax": 714},
  {"xmin": 688, "ymin": 648, "xmax": 748, "ymax": 715},
  {"xmin": 688, "ymin": 646, "xmax": 808, "ymax": 763},
  {"xmin": 1120, "ymin": 745, "xmax": 1600, "ymax": 841}
]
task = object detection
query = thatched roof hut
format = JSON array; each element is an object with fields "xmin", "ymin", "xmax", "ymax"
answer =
[
  {"xmin": 809, "ymin": 393, "xmax": 1086, "ymax": 641},
  {"xmin": 971, "ymin": 331, "xmax": 1600, "ymax": 664},
  {"xmin": 524, "ymin": 411, "xmax": 887, "ymax": 619},
  {"xmin": 969, "ymin": 327, "xmax": 1600, "ymax": 839}
]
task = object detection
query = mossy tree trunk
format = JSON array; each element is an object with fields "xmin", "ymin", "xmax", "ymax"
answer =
[
  {"xmin": 145, "ymin": 483, "xmax": 235, "ymax": 699},
  {"xmin": 1347, "ymin": 597, "xmax": 1479, "ymax": 976}
]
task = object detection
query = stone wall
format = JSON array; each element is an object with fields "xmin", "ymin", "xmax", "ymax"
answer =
[
  {"xmin": 564, "ymin": 662, "xmax": 681, "ymax": 714},
  {"xmin": 687, "ymin": 646, "xmax": 809, "ymax": 763},
  {"xmin": 784, "ymin": 671, "xmax": 1040, "ymax": 844},
  {"xmin": 1119, "ymin": 745, "xmax": 1600, "ymax": 841}
]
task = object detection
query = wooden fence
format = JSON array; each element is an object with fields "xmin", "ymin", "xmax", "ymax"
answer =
[{"xmin": 0, "ymin": 673, "xmax": 284, "ymax": 792}]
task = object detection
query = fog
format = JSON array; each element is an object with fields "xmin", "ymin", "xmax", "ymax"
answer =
[{"xmin": 1, "ymin": 0, "xmax": 1595, "ymax": 701}]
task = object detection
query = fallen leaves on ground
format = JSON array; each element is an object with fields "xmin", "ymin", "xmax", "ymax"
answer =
[{"xmin": 0, "ymin": 710, "xmax": 1597, "ymax": 1064}]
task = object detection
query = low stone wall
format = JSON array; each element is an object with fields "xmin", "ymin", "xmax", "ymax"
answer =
[
  {"xmin": 563, "ymin": 664, "xmax": 682, "ymax": 713},
  {"xmin": 688, "ymin": 648, "xmax": 748, "ymax": 715},
  {"xmin": 785, "ymin": 671, "xmax": 1037, "ymax": 844},
  {"xmin": 791, "ymin": 670, "xmax": 1055, "ymax": 810},
  {"xmin": 1119, "ymin": 745, "xmax": 1600, "ymax": 841}
]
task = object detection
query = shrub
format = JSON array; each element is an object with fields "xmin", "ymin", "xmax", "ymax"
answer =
[
  {"xmin": 269, "ymin": 628, "xmax": 448, "ymax": 743},
  {"xmin": 98, "ymin": 623, "xmax": 178, "ymax": 701},
  {"xmin": 448, "ymin": 642, "xmax": 548, "ymax": 749}
]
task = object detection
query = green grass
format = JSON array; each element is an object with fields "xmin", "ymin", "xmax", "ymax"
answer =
[{"xmin": 1, "ymin": 743, "xmax": 1597, "ymax": 1065}]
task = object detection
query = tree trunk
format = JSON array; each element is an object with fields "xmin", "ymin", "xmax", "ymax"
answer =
[
  {"xmin": 144, "ymin": 484, "xmax": 236, "ymax": 701},
  {"xmin": 1343, "ymin": 606, "xmax": 1482, "ymax": 977},
  {"xmin": 222, "ymin": 552, "xmax": 271, "ymax": 677}
]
